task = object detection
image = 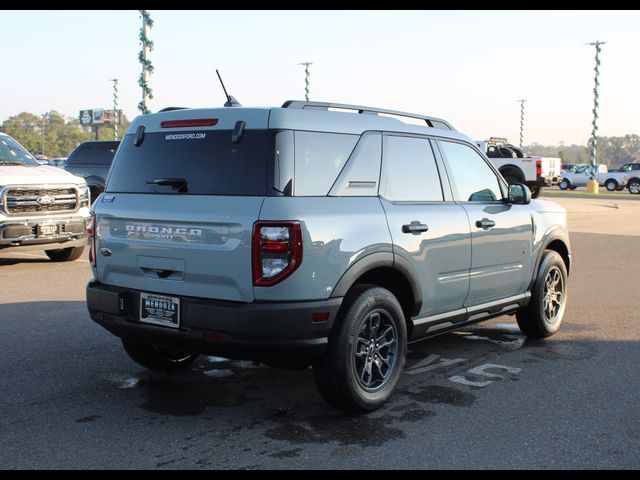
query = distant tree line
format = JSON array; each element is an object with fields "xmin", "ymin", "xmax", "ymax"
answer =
[
  {"xmin": 526, "ymin": 134, "xmax": 640, "ymax": 168},
  {"xmin": 0, "ymin": 111, "xmax": 129, "ymax": 158}
]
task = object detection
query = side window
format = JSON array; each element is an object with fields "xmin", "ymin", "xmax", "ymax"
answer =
[
  {"xmin": 439, "ymin": 141, "xmax": 503, "ymax": 202},
  {"xmin": 294, "ymin": 131, "xmax": 358, "ymax": 196},
  {"xmin": 274, "ymin": 131, "xmax": 294, "ymax": 195},
  {"xmin": 67, "ymin": 144, "xmax": 94, "ymax": 165},
  {"xmin": 88, "ymin": 144, "xmax": 118, "ymax": 165},
  {"xmin": 329, "ymin": 132, "xmax": 382, "ymax": 197},
  {"xmin": 380, "ymin": 135, "xmax": 443, "ymax": 202}
]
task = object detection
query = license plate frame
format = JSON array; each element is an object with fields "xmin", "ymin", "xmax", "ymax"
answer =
[
  {"xmin": 139, "ymin": 292, "xmax": 180, "ymax": 329},
  {"xmin": 37, "ymin": 223, "xmax": 59, "ymax": 237}
]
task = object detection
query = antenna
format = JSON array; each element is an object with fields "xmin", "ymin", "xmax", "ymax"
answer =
[{"xmin": 215, "ymin": 69, "xmax": 242, "ymax": 107}]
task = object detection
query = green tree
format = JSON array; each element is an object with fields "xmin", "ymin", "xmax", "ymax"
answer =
[{"xmin": 1, "ymin": 111, "xmax": 93, "ymax": 157}]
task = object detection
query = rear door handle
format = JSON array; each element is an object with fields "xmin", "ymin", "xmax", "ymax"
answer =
[
  {"xmin": 402, "ymin": 222, "xmax": 429, "ymax": 234},
  {"xmin": 475, "ymin": 218, "xmax": 496, "ymax": 230}
]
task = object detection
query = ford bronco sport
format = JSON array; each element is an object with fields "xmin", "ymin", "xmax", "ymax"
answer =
[
  {"xmin": 1, "ymin": 132, "xmax": 90, "ymax": 261},
  {"xmin": 86, "ymin": 101, "xmax": 571, "ymax": 412}
]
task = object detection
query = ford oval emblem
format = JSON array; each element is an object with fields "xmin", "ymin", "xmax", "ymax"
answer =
[
  {"xmin": 100, "ymin": 248, "xmax": 112, "ymax": 257},
  {"xmin": 36, "ymin": 195, "xmax": 56, "ymax": 205}
]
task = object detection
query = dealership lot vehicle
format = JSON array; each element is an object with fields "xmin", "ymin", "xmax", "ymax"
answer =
[
  {"xmin": 86, "ymin": 101, "xmax": 571, "ymax": 412},
  {"xmin": 64, "ymin": 140, "xmax": 119, "ymax": 202},
  {"xmin": 559, "ymin": 163, "xmax": 629, "ymax": 191},
  {"xmin": 0, "ymin": 132, "xmax": 90, "ymax": 261},
  {"xmin": 475, "ymin": 136, "xmax": 562, "ymax": 198}
]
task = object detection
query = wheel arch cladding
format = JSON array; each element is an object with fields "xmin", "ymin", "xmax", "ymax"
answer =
[
  {"xmin": 331, "ymin": 253, "xmax": 420, "ymax": 338},
  {"xmin": 546, "ymin": 239, "xmax": 570, "ymax": 276}
]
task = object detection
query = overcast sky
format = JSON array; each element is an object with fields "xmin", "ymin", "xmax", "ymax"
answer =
[{"xmin": 1, "ymin": 10, "xmax": 638, "ymax": 145}]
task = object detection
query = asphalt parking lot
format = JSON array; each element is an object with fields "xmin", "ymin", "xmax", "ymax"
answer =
[{"xmin": 1, "ymin": 193, "xmax": 639, "ymax": 469}]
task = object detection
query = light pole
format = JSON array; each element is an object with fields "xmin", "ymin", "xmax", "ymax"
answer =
[
  {"xmin": 138, "ymin": 10, "xmax": 154, "ymax": 114},
  {"xmin": 298, "ymin": 62, "xmax": 312, "ymax": 101},
  {"xmin": 586, "ymin": 41, "xmax": 605, "ymax": 194},
  {"xmin": 517, "ymin": 99, "xmax": 526, "ymax": 151},
  {"xmin": 109, "ymin": 78, "xmax": 119, "ymax": 140}
]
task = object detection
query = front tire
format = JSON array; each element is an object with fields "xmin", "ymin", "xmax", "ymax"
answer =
[
  {"xmin": 45, "ymin": 246, "xmax": 86, "ymax": 262},
  {"xmin": 517, "ymin": 250, "xmax": 568, "ymax": 338},
  {"xmin": 313, "ymin": 286, "xmax": 407, "ymax": 413},
  {"xmin": 559, "ymin": 179, "xmax": 570, "ymax": 190},
  {"xmin": 122, "ymin": 339, "xmax": 199, "ymax": 372}
]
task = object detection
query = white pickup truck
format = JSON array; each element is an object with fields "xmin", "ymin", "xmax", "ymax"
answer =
[
  {"xmin": 559, "ymin": 164, "xmax": 629, "ymax": 192},
  {"xmin": 475, "ymin": 138, "xmax": 562, "ymax": 199},
  {"xmin": 1, "ymin": 132, "xmax": 91, "ymax": 261}
]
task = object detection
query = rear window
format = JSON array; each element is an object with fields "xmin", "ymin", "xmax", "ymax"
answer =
[
  {"xmin": 89, "ymin": 143, "xmax": 118, "ymax": 165},
  {"xmin": 66, "ymin": 144, "xmax": 94, "ymax": 165},
  {"xmin": 106, "ymin": 130, "xmax": 273, "ymax": 195}
]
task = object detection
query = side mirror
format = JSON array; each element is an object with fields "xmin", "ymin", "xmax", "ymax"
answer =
[{"xmin": 508, "ymin": 183, "xmax": 531, "ymax": 205}]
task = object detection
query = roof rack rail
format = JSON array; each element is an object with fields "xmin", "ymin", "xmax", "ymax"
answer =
[{"xmin": 281, "ymin": 100, "xmax": 455, "ymax": 131}]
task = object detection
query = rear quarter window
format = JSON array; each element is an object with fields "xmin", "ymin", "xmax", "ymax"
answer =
[{"xmin": 293, "ymin": 131, "xmax": 358, "ymax": 196}]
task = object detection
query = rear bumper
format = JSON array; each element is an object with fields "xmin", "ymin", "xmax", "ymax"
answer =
[{"xmin": 86, "ymin": 281, "xmax": 342, "ymax": 363}]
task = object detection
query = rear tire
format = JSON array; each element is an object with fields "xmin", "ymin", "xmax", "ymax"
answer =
[
  {"xmin": 530, "ymin": 186, "xmax": 541, "ymax": 198},
  {"xmin": 45, "ymin": 246, "xmax": 86, "ymax": 262},
  {"xmin": 517, "ymin": 250, "xmax": 568, "ymax": 338},
  {"xmin": 122, "ymin": 339, "xmax": 199, "ymax": 372},
  {"xmin": 313, "ymin": 286, "xmax": 407, "ymax": 413},
  {"xmin": 628, "ymin": 179, "xmax": 640, "ymax": 194}
]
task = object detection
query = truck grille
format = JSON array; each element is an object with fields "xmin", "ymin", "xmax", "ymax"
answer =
[{"xmin": 3, "ymin": 186, "xmax": 79, "ymax": 215}]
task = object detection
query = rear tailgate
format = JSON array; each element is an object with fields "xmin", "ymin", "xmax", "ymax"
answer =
[
  {"xmin": 94, "ymin": 109, "xmax": 273, "ymax": 303},
  {"xmin": 94, "ymin": 195, "xmax": 262, "ymax": 302},
  {"xmin": 540, "ymin": 157, "xmax": 562, "ymax": 181}
]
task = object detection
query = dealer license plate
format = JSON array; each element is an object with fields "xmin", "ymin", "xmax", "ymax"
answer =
[{"xmin": 139, "ymin": 292, "xmax": 180, "ymax": 329}]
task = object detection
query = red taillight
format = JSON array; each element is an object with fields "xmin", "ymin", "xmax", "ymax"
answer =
[
  {"xmin": 536, "ymin": 160, "xmax": 542, "ymax": 176},
  {"xmin": 252, "ymin": 221, "xmax": 303, "ymax": 287},
  {"xmin": 88, "ymin": 211, "xmax": 96, "ymax": 268},
  {"xmin": 160, "ymin": 118, "xmax": 218, "ymax": 128}
]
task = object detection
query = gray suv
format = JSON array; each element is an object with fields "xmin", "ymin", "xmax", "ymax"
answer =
[
  {"xmin": 64, "ymin": 140, "xmax": 119, "ymax": 202},
  {"xmin": 86, "ymin": 101, "xmax": 571, "ymax": 412}
]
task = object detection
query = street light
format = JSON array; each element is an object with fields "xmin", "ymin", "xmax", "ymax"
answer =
[
  {"xmin": 298, "ymin": 62, "xmax": 312, "ymax": 101},
  {"xmin": 109, "ymin": 78, "xmax": 119, "ymax": 140},
  {"xmin": 517, "ymin": 99, "xmax": 526, "ymax": 150},
  {"xmin": 585, "ymin": 41, "xmax": 605, "ymax": 194}
]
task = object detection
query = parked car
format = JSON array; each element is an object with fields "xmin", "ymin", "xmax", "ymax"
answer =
[
  {"xmin": 559, "ymin": 163, "xmax": 628, "ymax": 191},
  {"xmin": 86, "ymin": 100, "xmax": 571, "ymax": 412},
  {"xmin": 0, "ymin": 132, "xmax": 90, "ymax": 261},
  {"xmin": 64, "ymin": 140, "xmax": 119, "ymax": 203},
  {"xmin": 474, "ymin": 137, "xmax": 562, "ymax": 198},
  {"xmin": 49, "ymin": 157, "xmax": 68, "ymax": 168},
  {"xmin": 611, "ymin": 163, "xmax": 640, "ymax": 194}
]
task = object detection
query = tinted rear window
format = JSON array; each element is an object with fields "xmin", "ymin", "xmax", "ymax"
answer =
[
  {"xmin": 66, "ymin": 144, "xmax": 94, "ymax": 165},
  {"xmin": 106, "ymin": 130, "xmax": 272, "ymax": 195},
  {"xmin": 89, "ymin": 143, "xmax": 119, "ymax": 165}
]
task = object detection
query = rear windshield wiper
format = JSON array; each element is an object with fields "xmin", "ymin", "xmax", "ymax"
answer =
[{"xmin": 146, "ymin": 177, "xmax": 188, "ymax": 193}]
